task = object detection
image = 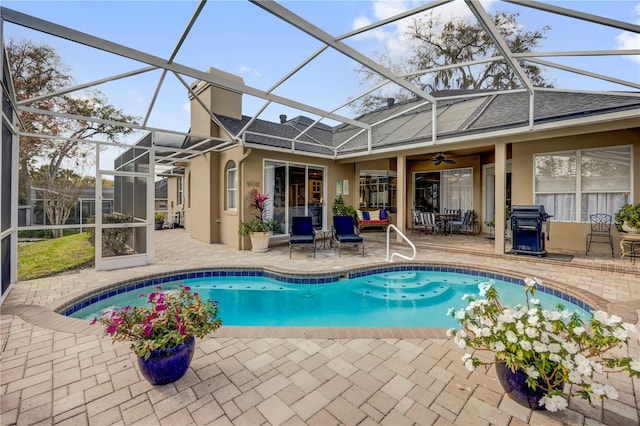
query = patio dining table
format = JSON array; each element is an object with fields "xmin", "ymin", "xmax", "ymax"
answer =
[{"xmin": 436, "ymin": 213, "xmax": 460, "ymax": 234}]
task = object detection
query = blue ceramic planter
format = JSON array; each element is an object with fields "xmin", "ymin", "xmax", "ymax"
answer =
[
  {"xmin": 495, "ymin": 362, "xmax": 562, "ymax": 410},
  {"xmin": 137, "ymin": 336, "xmax": 195, "ymax": 385}
]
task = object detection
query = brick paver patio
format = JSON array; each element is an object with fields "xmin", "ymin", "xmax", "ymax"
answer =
[{"xmin": 1, "ymin": 229, "xmax": 638, "ymax": 425}]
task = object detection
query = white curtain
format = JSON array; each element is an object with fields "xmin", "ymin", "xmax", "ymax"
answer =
[{"xmin": 440, "ymin": 168, "xmax": 473, "ymax": 212}]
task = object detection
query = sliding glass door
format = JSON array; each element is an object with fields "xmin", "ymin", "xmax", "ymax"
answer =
[{"xmin": 264, "ymin": 161, "xmax": 325, "ymax": 234}]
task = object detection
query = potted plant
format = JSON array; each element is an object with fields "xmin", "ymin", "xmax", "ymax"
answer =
[
  {"xmin": 92, "ymin": 285, "xmax": 222, "ymax": 385},
  {"xmin": 154, "ymin": 212, "xmax": 165, "ymax": 230},
  {"xmin": 614, "ymin": 203, "xmax": 640, "ymax": 233},
  {"xmin": 332, "ymin": 196, "xmax": 356, "ymax": 217},
  {"xmin": 238, "ymin": 190, "xmax": 281, "ymax": 252},
  {"xmin": 448, "ymin": 277, "xmax": 639, "ymax": 412}
]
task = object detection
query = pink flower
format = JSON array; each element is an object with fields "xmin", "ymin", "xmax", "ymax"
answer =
[
  {"xmin": 155, "ymin": 304, "xmax": 166, "ymax": 312},
  {"xmin": 90, "ymin": 317, "xmax": 97, "ymax": 325}
]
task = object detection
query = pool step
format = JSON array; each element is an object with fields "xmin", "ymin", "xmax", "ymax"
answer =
[{"xmin": 357, "ymin": 284, "xmax": 451, "ymax": 301}]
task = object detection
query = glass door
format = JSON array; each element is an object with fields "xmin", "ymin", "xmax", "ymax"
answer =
[{"xmin": 308, "ymin": 167, "xmax": 324, "ymax": 229}]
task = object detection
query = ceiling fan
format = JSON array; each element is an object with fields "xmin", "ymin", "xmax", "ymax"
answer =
[{"xmin": 432, "ymin": 153, "xmax": 456, "ymax": 165}]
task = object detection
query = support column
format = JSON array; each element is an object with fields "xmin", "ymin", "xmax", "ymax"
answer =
[
  {"xmin": 396, "ymin": 154, "xmax": 406, "ymax": 241},
  {"xmin": 494, "ymin": 142, "xmax": 507, "ymax": 255}
]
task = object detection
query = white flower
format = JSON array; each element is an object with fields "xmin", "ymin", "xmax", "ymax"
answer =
[
  {"xmin": 568, "ymin": 370, "xmax": 583, "ymax": 384},
  {"xmin": 520, "ymin": 340, "xmax": 532, "ymax": 351},
  {"xmin": 543, "ymin": 310, "xmax": 562, "ymax": 321},
  {"xmin": 524, "ymin": 277, "xmax": 538, "ymax": 289},
  {"xmin": 630, "ymin": 358, "xmax": 640, "ymax": 373},
  {"xmin": 478, "ymin": 280, "xmax": 494, "ymax": 296},
  {"xmin": 612, "ymin": 328, "xmax": 628, "ymax": 341},
  {"xmin": 505, "ymin": 330, "xmax": 518, "ymax": 344},
  {"xmin": 529, "ymin": 298, "xmax": 540, "ymax": 305},
  {"xmin": 462, "ymin": 353, "xmax": 475, "ymax": 371},
  {"xmin": 462, "ymin": 293, "xmax": 472, "ymax": 300},
  {"xmin": 533, "ymin": 341, "xmax": 547, "ymax": 353},
  {"xmin": 540, "ymin": 394, "xmax": 568, "ymax": 412},
  {"xmin": 525, "ymin": 327, "xmax": 538, "ymax": 338},
  {"xmin": 549, "ymin": 353, "xmax": 562, "ymax": 363},
  {"xmin": 525, "ymin": 366, "xmax": 539, "ymax": 379},
  {"xmin": 447, "ymin": 308, "xmax": 455, "ymax": 316},
  {"xmin": 455, "ymin": 309, "xmax": 466, "ymax": 320},
  {"xmin": 592, "ymin": 310, "xmax": 609, "ymax": 323},
  {"xmin": 573, "ymin": 326, "xmax": 585, "ymax": 335},
  {"xmin": 563, "ymin": 341, "xmax": 579, "ymax": 355},
  {"xmin": 491, "ymin": 341, "xmax": 506, "ymax": 352},
  {"xmin": 498, "ymin": 310, "xmax": 516, "ymax": 324},
  {"xmin": 606, "ymin": 314, "xmax": 622, "ymax": 325},
  {"xmin": 604, "ymin": 384, "xmax": 618, "ymax": 399},
  {"xmin": 548, "ymin": 343, "xmax": 561, "ymax": 353},
  {"xmin": 527, "ymin": 315, "xmax": 539, "ymax": 326},
  {"xmin": 446, "ymin": 328, "xmax": 455, "ymax": 337},
  {"xmin": 515, "ymin": 321, "xmax": 525, "ymax": 334}
]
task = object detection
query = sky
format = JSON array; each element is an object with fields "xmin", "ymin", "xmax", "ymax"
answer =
[{"xmin": 2, "ymin": 0, "xmax": 639, "ymax": 171}]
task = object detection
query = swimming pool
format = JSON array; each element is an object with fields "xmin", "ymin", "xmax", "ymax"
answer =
[{"xmin": 64, "ymin": 266, "xmax": 592, "ymax": 328}]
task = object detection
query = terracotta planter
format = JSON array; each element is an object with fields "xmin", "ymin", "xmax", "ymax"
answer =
[{"xmin": 249, "ymin": 232, "xmax": 270, "ymax": 252}]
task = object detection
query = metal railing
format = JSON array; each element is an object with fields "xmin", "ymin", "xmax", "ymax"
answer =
[{"xmin": 385, "ymin": 224, "xmax": 417, "ymax": 262}]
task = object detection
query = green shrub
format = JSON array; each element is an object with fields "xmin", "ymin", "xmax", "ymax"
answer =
[{"xmin": 87, "ymin": 214, "xmax": 133, "ymax": 256}]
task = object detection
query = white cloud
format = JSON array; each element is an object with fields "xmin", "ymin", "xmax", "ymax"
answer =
[
  {"xmin": 350, "ymin": 0, "xmax": 493, "ymax": 61},
  {"xmin": 614, "ymin": 3, "xmax": 640, "ymax": 65},
  {"xmin": 182, "ymin": 101, "xmax": 190, "ymax": 113},
  {"xmin": 239, "ymin": 65, "xmax": 261, "ymax": 77}
]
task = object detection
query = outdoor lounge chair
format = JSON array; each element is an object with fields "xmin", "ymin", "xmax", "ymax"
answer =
[
  {"xmin": 289, "ymin": 216, "xmax": 316, "ymax": 258},
  {"xmin": 331, "ymin": 215, "xmax": 364, "ymax": 257}
]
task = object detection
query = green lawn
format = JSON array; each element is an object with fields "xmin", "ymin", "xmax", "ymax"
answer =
[{"xmin": 18, "ymin": 233, "xmax": 95, "ymax": 281}]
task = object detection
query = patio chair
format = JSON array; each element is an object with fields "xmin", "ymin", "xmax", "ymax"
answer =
[
  {"xmin": 585, "ymin": 213, "xmax": 613, "ymax": 257},
  {"xmin": 289, "ymin": 216, "xmax": 316, "ymax": 258},
  {"xmin": 448, "ymin": 210, "xmax": 474, "ymax": 237},
  {"xmin": 331, "ymin": 215, "xmax": 364, "ymax": 257},
  {"xmin": 423, "ymin": 212, "xmax": 442, "ymax": 235},
  {"xmin": 411, "ymin": 210, "xmax": 426, "ymax": 233}
]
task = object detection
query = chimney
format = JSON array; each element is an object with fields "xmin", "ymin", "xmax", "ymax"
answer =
[
  {"xmin": 279, "ymin": 114, "xmax": 287, "ymax": 124},
  {"xmin": 387, "ymin": 98, "xmax": 395, "ymax": 107}
]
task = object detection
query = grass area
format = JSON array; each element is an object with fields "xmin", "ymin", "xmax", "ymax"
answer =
[{"xmin": 18, "ymin": 232, "xmax": 94, "ymax": 281}]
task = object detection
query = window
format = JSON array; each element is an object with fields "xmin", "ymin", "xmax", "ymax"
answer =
[
  {"xmin": 359, "ymin": 171, "xmax": 397, "ymax": 211},
  {"xmin": 534, "ymin": 146, "xmax": 631, "ymax": 221},
  {"xmin": 413, "ymin": 168, "xmax": 472, "ymax": 213},
  {"xmin": 177, "ymin": 176, "xmax": 184, "ymax": 206},
  {"xmin": 226, "ymin": 161, "xmax": 237, "ymax": 210}
]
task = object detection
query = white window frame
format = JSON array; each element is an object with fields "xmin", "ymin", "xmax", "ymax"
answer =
[
  {"xmin": 533, "ymin": 145, "xmax": 633, "ymax": 222},
  {"xmin": 226, "ymin": 161, "xmax": 238, "ymax": 210}
]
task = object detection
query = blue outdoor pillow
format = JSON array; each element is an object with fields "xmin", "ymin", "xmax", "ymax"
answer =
[
  {"xmin": 362, "ymin": 211, "xmax": 370, "ymax": 220},
  {"xmin": 380, "ymin": 209, "xmax": 387, "ymax": 220}
]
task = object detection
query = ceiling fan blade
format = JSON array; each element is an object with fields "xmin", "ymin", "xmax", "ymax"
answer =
[{"xmin": 443, "ymin": 159, "xmax": 456, "ymax": 164}]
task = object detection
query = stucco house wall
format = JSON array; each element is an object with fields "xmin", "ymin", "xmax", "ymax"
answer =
[{"xmin": 511, "ymin": 128, "xmax": 639, "ymax": 254}]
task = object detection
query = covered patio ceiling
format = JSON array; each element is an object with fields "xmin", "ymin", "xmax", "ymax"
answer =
[{"xmin": 2, "ymin": 0, "xmax": 639, "ymax": 168}]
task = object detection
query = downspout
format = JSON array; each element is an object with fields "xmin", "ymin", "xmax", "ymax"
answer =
[{"xmin": 238, "ymin": 147, "xmax": 252, "ymax": 251}]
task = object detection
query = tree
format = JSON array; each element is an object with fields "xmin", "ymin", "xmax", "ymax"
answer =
[
  {"xmin": 7, "ymin": 38, "xmax": 140, "ymax": 234},
  {"xmin": 352, "ymin": 12, "xmax": 553, "ymax": 114},
  {"xmin": 31, "ymin": 166, "xmax": 83, "ymax": 238}
]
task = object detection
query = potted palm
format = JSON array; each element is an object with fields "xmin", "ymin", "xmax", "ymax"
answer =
[
  {"xmin": 448, "ymin": 277, "xmax": 639, "ymax": 412},
  {"xmin": 238, "ymin": 190, "xmax": 281, "ymax": 252},
  {"xmin": 92, "ymin": 285, "xmax": 222, "ymax": 385}
]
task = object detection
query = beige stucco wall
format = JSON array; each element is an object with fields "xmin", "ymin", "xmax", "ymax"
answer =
[
  {"xmin": 511, "ymin": 129, "xmax": 640, "ymax": 254},
  {"xmin": 236, "ymin": 149, "xmax": 355, "ymax": 250}
]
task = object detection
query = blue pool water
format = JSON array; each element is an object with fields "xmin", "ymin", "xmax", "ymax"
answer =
[{"xmin": 68, "ymin": 269, "xmax": 591, "ymax": 328}]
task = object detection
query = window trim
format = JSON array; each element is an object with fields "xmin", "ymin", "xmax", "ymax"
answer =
[
  {"xmin": 225, "ymin": 161, "xmax": 238, "ymax": 211},
  {"xmin": 533, "ymin": 145, "xmax": 633, "ymax": 222}
]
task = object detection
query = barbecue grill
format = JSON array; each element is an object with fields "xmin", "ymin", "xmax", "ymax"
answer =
[{"xmin": 510, "ymin": 205, "xmax": 552, "ymax": 256}]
